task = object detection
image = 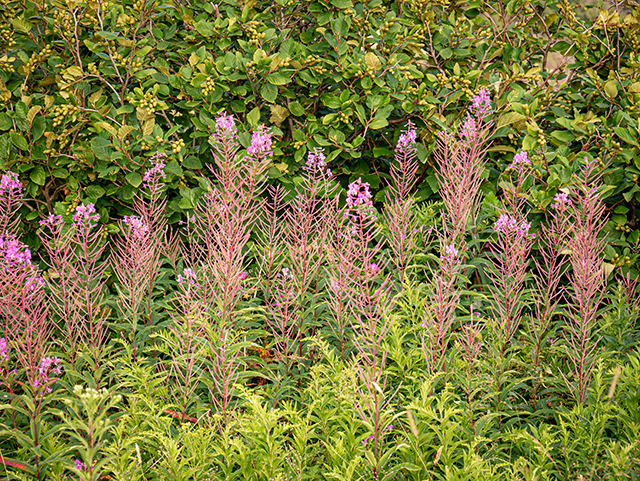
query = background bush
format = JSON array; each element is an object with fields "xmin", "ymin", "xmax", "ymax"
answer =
[{"xmin": 0, "ymin": 0, "xmax": 639, "ymax": 272}]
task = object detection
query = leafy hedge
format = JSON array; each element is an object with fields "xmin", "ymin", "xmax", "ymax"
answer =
[{"xmin": 0, "ymin": 0, "xmax": 639, "ymax": 271}]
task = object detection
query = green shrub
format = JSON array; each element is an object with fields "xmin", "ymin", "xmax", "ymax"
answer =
[{"xmin": 0, "ymin": 0, "xmax": 639, "ymax": 270}]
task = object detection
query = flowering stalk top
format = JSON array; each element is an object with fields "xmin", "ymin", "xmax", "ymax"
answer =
[
  {"xmin": 213, "ymin": 113, "xmax": 238, "ymax": 144},
  {"xmin": 247, "ymin": 125, "xmax": 273, "ymax": 157},
  {"xmin": 470, "ymin": 88, "xmax": 492, "ymax": 117},
  {"xmin": 143, "ymin": 152, "xmax": 167, "ymax": 189},
  {"xmin": 396, "ymin": 122, "xmax": 417, "ymax": 153},
  {"xmin": 33, "ymin": 356, "xmax": 62, "ymax": 394},
  {"xmin": 304, "ymin": 147, "xmax": 332, "ymax": 176},
  {"xmin": 124, "ymin": 216, "xmax": 149, "ymax": 240},
  {"xmin": 551, "ymin": 192, "xmax": 572, "ymax": 213},
  {"xmin": 346, "ymin": 178, "xmax": 373, "ymax": 210},
  {"xmin": 39, "ymin": 214, "xmax": 63, "ymax": 228},
  {"xmin": 0, "ymin": 236, "xmax": 33, "ymax": 266},
  {"xmin": 73, "ymin": 203, "xmax": 100, "ymax": 227},
  {"xmin": 511, "ymin": 151, "xmax": 531, "ymax": 172},
  {"xmin": 178, "ymin": 267, "xmax": 198, "ymax": 286},
  {"xmin": 0, "ymin": 338, "xmax": 7, "ymax": 362},
  {"xmin": 0, "ymin": 171, "xmax": 22, "ymax": 196},
  {"xmin": 494, "ymin": 214, "xmax": 532, "ymax": 236}
]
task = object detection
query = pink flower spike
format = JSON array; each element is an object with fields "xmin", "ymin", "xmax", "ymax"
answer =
[
  {"xmin": 512, "ymin": 151, "xmax": 531, "ymax": 171},
  {"xmin": 213, "ymin": 113, "xmax": 238, "ymax": 143},
  {"xmin": 0, "ymin": 172, "xmax": 22, "ymax": 195},
  {"xmin": 73, "ymin": 204, "xmax": 100, "ymax": 226},
  {"xmin": 396, "ymin": 121, "xmax": 417, "ymax": 153},
  {"xmin": 470, "ymin": 88, "xmax": 492, "ymax": 117},
  {"xmin": 247, "ymin": 125, "xmax": 273, "ymax": 157}
]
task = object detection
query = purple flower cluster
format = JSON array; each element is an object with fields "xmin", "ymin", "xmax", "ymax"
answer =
[
  {"xmin": 26, "ymin": 275, "xmax": 45, "ymax": 291},
  {"xmin": 238, "ymin": 271, "xmax": 248, "ymax": 281},
  {"xmin": 0, "ymin": 236, "xmax": 33, "ymax": 266},
  {"xmin": 177, "ymin": 267, "xmax": 198, "ymax": 286},
  {"xmin": 33, "ymin": 356, "xmax": 62, "ymax": 394},
  {"xmin": 460, "ymin": 116, "xmax": 478, "ymax": 140},
  {"xmin": 214, "ymin": 113, "xmax": 238, "ymax": 143},
  {"xmin": 39, "ymin": 214, "xmax": 63, "ymax": 228},
  {"xmin": 396, "ymin": 122, "xmax": 417, "ymax": 153},
  {"xmin": 346, "ymin": 178, "xmax": 373, "ymax": 211},
  {"xmin": 124, "ymin": 216, "xmax": 149, "ymax": 240},
  {"xmin": 494, "ymin": 214, "xmax": 531, "ymax": 236},
  {"xmin": 247, "ymin": 125, "xmax": 273, "ymax": 157},
  {"xmin": 0, "ymin": 337, "xmax": 8, "ymax": 362},
  {"xmin": 551, "ymin": 192, "xmax": 572, "ymax": 212},
  {"xmin": 367, "ymin": 263, "xmax": 380, "ymax": 276},
  {"xmin": 511, "ymin": 151, "xmax": 531, "ymax": 171},
  {"xmin": 0, "ymin": 171, "xmax": 22, "ymax": 195},
  {"xmin": 73, "ymin": 204, "xmax": 100, "ymax": 226},
  {"xmin": 143, "ymin": 152, "xmax": 167, "ymax": 187},
  {"xmin": 303, "ymin": 148, "xmax": 331, "ymax": 176},
  {"xmin": 74, "ymin": 459, "xmax": 86, "ymax": 472},
  {"xmin": 470, "ymin": 88, "xmax": 492, "ymax": 117},
  {"xmin": 440, "ymin": 244, "xmax": 459, "ymax": 263}
]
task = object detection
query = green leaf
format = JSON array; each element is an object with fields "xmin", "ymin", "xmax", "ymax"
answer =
[
  {"xmin": 194, "ymin": 20, "xmax": 215, "ymax": 37},
  {"xmin": 289, "ymin": 101, "xmax": 305, "ymax": 116},
  {"xmin": 440, "ymin": 48, "xmax": 453, "ymax": 59},
  {"xmin": 497, "ymin": 112, "xmax": 526, "ymax": 129},
  {"xmin": 266, "ymin": 73, "xmax": 290, "ymax": 85},
  {"xmin": 550, "ymin": 130, "xmax": 575, "ymax": 143},
  {"xmin": 0, "ymin": 113, "xmax": 12, "ymax": 131},
  {"xmin": 330, "ymin": 0, "xmax": 352, "ymax": 7},
  {"xmin": 10, "ymin": 132, "xmax": 29, "ymax": 151},
  {"xmin": 30, "ymin": 166, "xmax": 46, "ymax": 186},
  {"xmin": 261, "ymin": 84, "xmax": 278, "ymax": 103},
  {"xmin": 247, "ymin": 107, "xmax": 261, "ymax": 127},
  {"xmin": 614, "ymin": 127, "xmax": 640, "ymax": 148},
  {"xmin": 604, "ymin": 80, "xmax": 618, "ymax": 99},
  {"xmin": 85, "ymin": 185, "xmax": 106, "ymax": 199},
  {"xmin": 125, "ymin": 172, "xmax": 142, "ymax": 187},
  {"xmin": 184, "ymin": 157, "xmax": 203, "ymax": 169},
  {"xmin": 369, "ymin": 116, "xmax": 388, "ymax": 130},
  {"xmin": 32, "ymin": 116, "xmax": 46, "ymax": 141}
]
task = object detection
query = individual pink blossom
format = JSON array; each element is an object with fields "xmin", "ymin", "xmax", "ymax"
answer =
[
  {"xmin": 73, "ymin": 204, "xmax": 100, "ymax": 226},
  {"xmin": 551, "ymin": 192, "xmax": 572, "ymax": 212},
  {"xmin": 367, "ymin": 263, "xmax": 380, "ymax": 276},
  {"xmin": 0, "ymin": 237, "xmax": 33, "ymax": 265},
  {"xmin": 177, "ymin": 267, "xmax": 198, "ymax": 286},
  {"xmin": 74, "ymin": 459, "xmax": 86, "ymax": 471},
  {"xmin": 511, "ymin": 151, "xmax": 531, "ymax": 171},
  {"xmin": 239, "ymin": 271, "xmax": 248, "ymax": 281},
  {"xmin": 396, "ymin": 122, "xmax": 417, "ymax": 153},
  {"xmin": 304, "ymin": 148, "xmax": 329, "ymax": 174},
  {"xmin": 247, "ymin": 125, "xmax": 273, "ymax": 157},
  {"xmin": 0, "ymin": 338, "xmax": 8, "ymax": 361},
  {"xmin": 33, "ymin": 356, "xmax": 62, "ymax": 394},
  {"xmin": 39, "ymin": 214, "xmax": 63, "ymax": 227},
  {"xmin": 213, "ymin": 113, "xmax": 238, "ymax": 143},
  {"xmin": 123, "ymin": 216, "xmax": 149, "ymax": 239},
  {"xmin": 0, "ymin": 171, "xmax": 22, "ymax": 195},
  {"xmin": 143, "ymin": 152, "xmax": 167, "ymax": 187},
  {"xmin": 470, "ymin": 88, "xmax": 492, "ymax": 117}
]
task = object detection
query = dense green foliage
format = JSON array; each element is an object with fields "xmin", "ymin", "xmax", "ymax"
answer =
[{"xmin": 0, "ymin": 0, "xmax": 639, "ymax": 270}]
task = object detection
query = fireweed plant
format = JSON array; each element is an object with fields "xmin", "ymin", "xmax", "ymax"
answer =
[{"xmin": 0, "ymin": 95, "xmax": 639, "ymax": 480}]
